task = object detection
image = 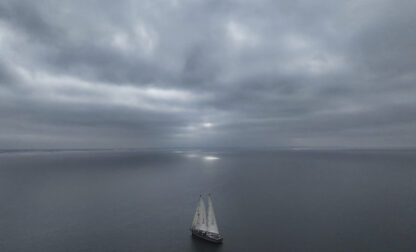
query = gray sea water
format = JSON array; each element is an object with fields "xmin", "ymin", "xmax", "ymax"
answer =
[{"xmin": 1, "ymin": 149, "xmax": 416, "ymax": 251}]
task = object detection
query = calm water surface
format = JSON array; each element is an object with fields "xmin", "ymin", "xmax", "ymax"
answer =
[{"xmin": 1, "ymin": 149, "xmax": 416, "ymax": 251}]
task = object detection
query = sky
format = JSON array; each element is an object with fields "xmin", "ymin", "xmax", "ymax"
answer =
[{"xmin": 0, "ymin": 0, "xmax": 415, "ymax": 149}]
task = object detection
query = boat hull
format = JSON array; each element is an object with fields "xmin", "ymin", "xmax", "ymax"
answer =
[{"xmin": 191, "ymin": 229, "xmax": 223, "ymax": 244}]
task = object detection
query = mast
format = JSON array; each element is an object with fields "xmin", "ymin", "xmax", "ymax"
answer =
[
  {"xmin": 191, "ymin": 195, "xmax": 208, "ymax": 231},
  {"xmin": 206, "ymin": 194, "xmax": 219, "ymax": 234}
]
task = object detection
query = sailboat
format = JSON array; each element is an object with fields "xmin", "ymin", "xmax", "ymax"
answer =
[{"xmin": 190, "ymin": 194, "xmax": 223, "ymax": 243}]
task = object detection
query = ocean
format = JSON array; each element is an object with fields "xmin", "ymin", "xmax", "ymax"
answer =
[{"xmin": 1, "ymin": 149, "xmax": 416, "ymax": 251}]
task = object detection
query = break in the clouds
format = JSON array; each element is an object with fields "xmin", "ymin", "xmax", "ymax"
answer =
[{"xmin": 0, "ymin": 0, "xmax": 415, "ymax": 149}]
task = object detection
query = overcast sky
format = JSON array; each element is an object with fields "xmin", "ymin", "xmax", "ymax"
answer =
[{"xmin": 0, "ymin": 0, "xmax": 415, "ymax": 149}]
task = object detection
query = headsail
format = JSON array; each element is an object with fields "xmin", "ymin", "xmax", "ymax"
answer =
[
  {"xmin": 206, "ymin": 194, "xmax": 219, "ymax": 234},
  {"xmin": 191, "ymin": 196, "xmax": 208, "ymax": 231}
]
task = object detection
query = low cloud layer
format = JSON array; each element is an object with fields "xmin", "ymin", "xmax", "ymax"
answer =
[{"xmin": 1, "ymin": 0, "xmax": 415, "ymax": 149}]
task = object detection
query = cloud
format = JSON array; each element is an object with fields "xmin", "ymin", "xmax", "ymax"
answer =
[{"xmin": 0, "ymin": 0, "xmax": 415, "ymax": 148}]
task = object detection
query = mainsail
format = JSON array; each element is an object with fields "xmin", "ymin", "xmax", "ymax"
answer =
[
  {"xmin": 206, "ymin": 194, "xmax": 219, "ymax": 234},
  {"xmin": 191, "ymin": 196, "xmax": 208, "ymax": 231}
]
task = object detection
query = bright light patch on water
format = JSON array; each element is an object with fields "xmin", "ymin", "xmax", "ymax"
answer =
[{"xmin": 203, "ymin": 156, "xmax": 219, "ymax": 161}]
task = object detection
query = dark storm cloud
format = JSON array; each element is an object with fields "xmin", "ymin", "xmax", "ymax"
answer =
[
  {"xmin": 0, "ymin": 1, "xmax": 56, "ymax": 39},
  {"xmin": 0, "ymin": 59, "xmax": 15, "ymax": 84},
  {"xmin": 0, "ymin": 0, "xmax": 415, "ymax": 148}
]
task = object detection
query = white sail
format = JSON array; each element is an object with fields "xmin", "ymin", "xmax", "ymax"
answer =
[
  {"xmin": 206, "ymin": 194, "xmax": 219, "ymax": 234},
  {"xmin": 191, "ymin": 196, "xmax": 208, "ymax": 231}
]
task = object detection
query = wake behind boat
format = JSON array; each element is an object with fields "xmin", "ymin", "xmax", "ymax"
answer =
[{"xmin": 190, "ymin": 194, "xmax": 223, "ymax": 243}]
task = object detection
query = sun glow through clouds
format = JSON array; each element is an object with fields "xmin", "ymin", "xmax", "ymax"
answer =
[{"xmin": 202, "ymin": 122, "xmax": 213, "ymax": 128}]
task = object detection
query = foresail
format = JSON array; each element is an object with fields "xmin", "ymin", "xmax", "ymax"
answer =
[
  {"xmin": 192, "ymin": 196, "xmax": 208, "ymax": 231},
  {"xmin": 207, "ymin": 195, "xmax": 219, "ymax": 234},
  {"xmin": 191, "ymin": 200, "xmax": 199, "ymax": 228}
]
